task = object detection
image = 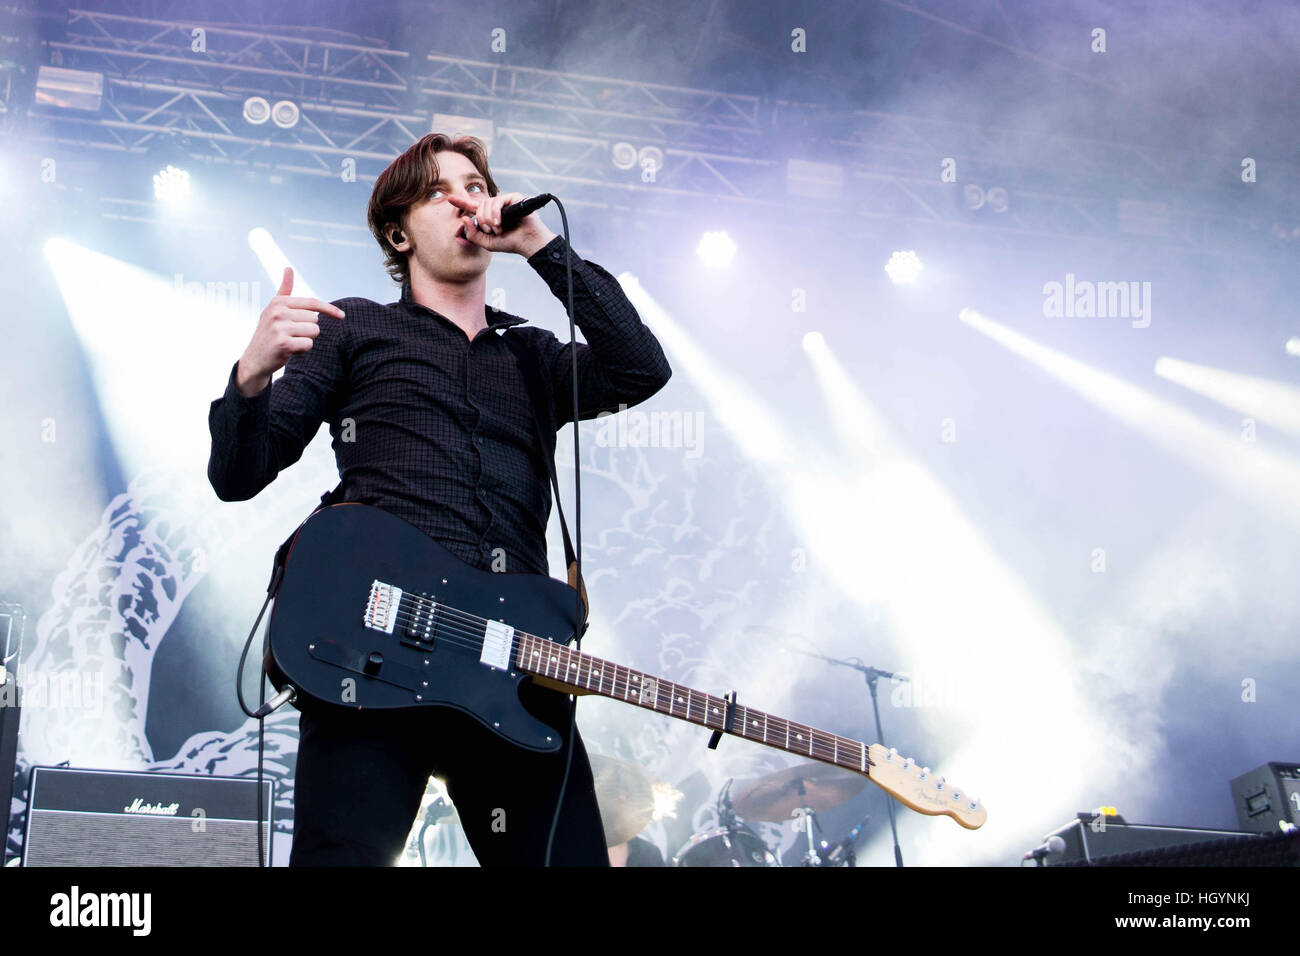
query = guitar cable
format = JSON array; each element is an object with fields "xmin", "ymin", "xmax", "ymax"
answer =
[{"xmin": 235, "ymin": 573, "xmax": 280, "ymax": 868}]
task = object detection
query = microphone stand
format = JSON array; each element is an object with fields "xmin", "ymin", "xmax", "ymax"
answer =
[
  {"xmin": 798, "ymin": 649, "xmax": 907, "ymax": 868},
  {"xmin": 416, "ymin": 794, "xmax": 455, "ymax": 867}
]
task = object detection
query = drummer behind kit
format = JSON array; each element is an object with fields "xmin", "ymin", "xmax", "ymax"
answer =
[
  {"xmin": 592, "ymin": 756, "xmax": 879, "ymax": 867},
  {"xmin": 674, "ymin": 764, "xmax": 873, "ymax": 866}
]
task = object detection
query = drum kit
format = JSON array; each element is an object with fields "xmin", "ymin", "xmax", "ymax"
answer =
[
  {"xmin": 673, "ymin": 762, "xmax": 871, "ymax": 867},
  {"xmin": 594, "ymin": 754, "xmax": 872, "ymax": 867},
  {"xmin": 407, "ymin": 756, "xmax": 873, "ymax": 866}
]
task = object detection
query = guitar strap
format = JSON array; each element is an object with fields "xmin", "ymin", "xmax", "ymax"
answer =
[{"xmin": 501, "ymin": 328, "xmax": 589, "ymax": 626}]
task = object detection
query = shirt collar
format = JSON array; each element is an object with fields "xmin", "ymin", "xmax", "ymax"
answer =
[{"xmin": 399, "ymin": 281, "xmax": 527, "ymax": 330}]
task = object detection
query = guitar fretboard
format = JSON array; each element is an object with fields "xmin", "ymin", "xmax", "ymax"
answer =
[{"xmin": 515, "ymin": 632, "xmax": 870, "ymax": 774}]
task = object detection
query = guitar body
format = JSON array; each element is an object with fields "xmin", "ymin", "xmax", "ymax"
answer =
[{"xmin": 264, "ymin": 502, "xmax": 582, "ymax": 752}]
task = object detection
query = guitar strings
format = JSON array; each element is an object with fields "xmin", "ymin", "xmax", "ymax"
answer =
[
  {"xmin": 357, "ymin": 598, "xmax": 962, "ymax": 800},
  {"xmin": 374, "ymin": 598, "xmax": 874, "ymax": 768},
  {"xmin": 391, "ymin": 597, "xmax": 863, "ymax": 748},
  {"xmin": 353, "ymin": 598, "xmax": 965, "ymax": 804}
]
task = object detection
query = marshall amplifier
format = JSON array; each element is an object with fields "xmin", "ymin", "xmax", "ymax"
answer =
[
  {"xmin": 22, "ymin": 766, "xmax": 273, "ymax": 866},
  {"xmin": 1230, "ymin": 762, "xmax": 1300, "ymax": 833}
]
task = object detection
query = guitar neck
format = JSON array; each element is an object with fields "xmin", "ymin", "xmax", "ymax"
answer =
[{"xmin": 514, "ymin": 632, "xmax": 872, "ymax": 775}]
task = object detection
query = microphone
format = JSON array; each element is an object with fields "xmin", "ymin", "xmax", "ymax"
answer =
[
  {"xmin": 825, "ymin": 819, "xmax": 867, "ymax": 864},
  {"xmin": 421, "ymin": 796, "xmax": 455, "ymax": 826},
  {"xmin": 494, "ymin": 193, "xmax": 555, "ymax": 233},
  {"xmin": 1022, "ymin": 835, "xmax": 1066, "ymax": 862}
]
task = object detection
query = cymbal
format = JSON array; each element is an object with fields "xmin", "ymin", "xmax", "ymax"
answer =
[
  {"xmin": 590, "ymin": 755, "xmax": 657, "ymax": 847},
  {"xmin": 731, "ymin": 762, "xmax": 868, "ymax": 822}
]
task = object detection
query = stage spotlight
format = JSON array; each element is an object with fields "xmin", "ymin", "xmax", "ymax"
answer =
[
  {"xmin": 696, "ymin": 231, "xmax": 736, "ymax": 269},
  {"xmin": 35, "ymin": 66, "xmax": 103, "ymax": 111},
  {"xmin": 271, "ymin": 100, "xmax": 300, "ymax": 129},
  {"xmin": 637, "ymin": 145, "xmax": 664, "ymax": 176},
  {"xmin": 884, "ymin": 250, "xmax": 923, "ymax": 284},
  {"xmin": 243, "ymin": 96, "xmax": 271, "ymax": 125},
  {"xmin": 963, "ymin": 184, "xmax": 985, "ymax": 211},
  {"xmin": 801, "ymin": 331, "xmax": 825, "ymax": 352},
  {"xmin": 986, "ymin": 187, "xmax": 1009, "ymax": 213},
  {"xmin": 152, "ymin": 165, "xmax": 191, "ymax": 208},
  {"xmin": 611, "ymin": 142, "xmax": 638, "ymax": 170},
  {"xmin": 1287, "ymin": 337, "xmax": 1300, "ymax": 357}
]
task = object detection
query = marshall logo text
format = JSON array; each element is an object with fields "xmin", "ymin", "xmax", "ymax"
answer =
[{"xmin": 123, "ymin": 798, "xmax": 181, "ymax": 816}]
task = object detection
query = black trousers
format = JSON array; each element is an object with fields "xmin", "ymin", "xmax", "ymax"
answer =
[{"xmin": 288, "ymin": 684, "xmax": 609, "ymax": 867}]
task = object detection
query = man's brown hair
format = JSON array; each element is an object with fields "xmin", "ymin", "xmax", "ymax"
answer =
[{"xmin": 366, "ymin": 132, "xmax": 499, "ymax": 285}]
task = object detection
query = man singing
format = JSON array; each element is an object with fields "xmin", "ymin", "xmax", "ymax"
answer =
[{"xmin": 207, "ymin": 132, "xmax": 671, "ymax": 866}]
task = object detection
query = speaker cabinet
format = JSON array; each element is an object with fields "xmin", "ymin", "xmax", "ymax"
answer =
[{"xmin": 23, "ymin": 766, "xmax": 273, "ymax": 866}]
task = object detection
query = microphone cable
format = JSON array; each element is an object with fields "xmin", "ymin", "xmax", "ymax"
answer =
[{"xmin": 542, "ymin": 196, "xmax": 583, "ymax": 868}]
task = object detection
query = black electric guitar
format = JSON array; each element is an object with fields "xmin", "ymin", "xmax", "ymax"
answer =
[{"xmin": 264, "ymin": 502, "xmax": 987, "ymax": 830}]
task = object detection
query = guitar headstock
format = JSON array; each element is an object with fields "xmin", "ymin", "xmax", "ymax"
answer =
[{"xmin": 866, "ymin": 744, "xmax": 987, "ymax": 829}]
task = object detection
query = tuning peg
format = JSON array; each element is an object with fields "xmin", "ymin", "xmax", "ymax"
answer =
[
  {"xmin": 918, "ymin": 766, "xmax": 929, "ymax": 780},
  {"xmin": 936, "ymin": 776, "xmax": 945, "ymax": 791}
]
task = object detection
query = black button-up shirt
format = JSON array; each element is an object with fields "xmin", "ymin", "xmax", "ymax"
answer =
[{"xmin": 207, "ymin": 235, "xmax": 671, "ymax": 576}]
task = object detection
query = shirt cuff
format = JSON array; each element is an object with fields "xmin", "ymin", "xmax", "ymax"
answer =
[
  {"xmin": 526, "ymin": 234, "xmax": 571, "ymax": 268},
  {"xmin": 218, "ymin": 361, "xmax": 271, "ymax": 434}
]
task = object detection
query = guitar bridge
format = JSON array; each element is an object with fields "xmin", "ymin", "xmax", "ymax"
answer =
[{"xmin": 364, "ymin": 580, "xmax": 401, "ymax": 634}]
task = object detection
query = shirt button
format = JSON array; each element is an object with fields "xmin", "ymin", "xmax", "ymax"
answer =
[{"xmin": 550, "ymin": 250, "xmax": 563, "ymax": 260}]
